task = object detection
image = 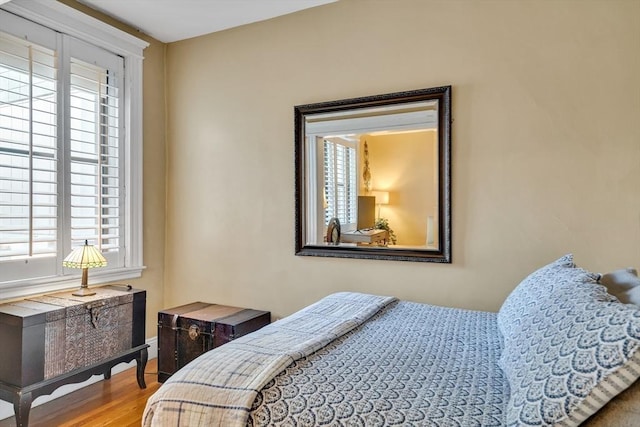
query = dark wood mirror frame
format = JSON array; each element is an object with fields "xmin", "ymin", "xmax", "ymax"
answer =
[{"xmin": 294, "ymin": 86, "xmax": 451, "ymax": 263}]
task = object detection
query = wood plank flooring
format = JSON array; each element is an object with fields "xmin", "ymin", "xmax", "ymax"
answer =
[{"xmin": 0, "ymin": 359, "xmax": 160, "ymax": 427}]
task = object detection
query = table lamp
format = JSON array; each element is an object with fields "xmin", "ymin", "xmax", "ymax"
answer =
[{"xmin": 63, "ymin": 240, "xmax": 107, "ymax": 296}]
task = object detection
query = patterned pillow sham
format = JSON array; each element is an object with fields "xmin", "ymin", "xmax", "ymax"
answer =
[{"xmin": 497, "ymin": 254, "xmax": 640, "ymax": 426}]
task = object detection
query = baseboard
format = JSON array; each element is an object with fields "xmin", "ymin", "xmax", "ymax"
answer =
[{"xmin": 0, "ymin": 336, "xmax": 158, "ymax": 422}]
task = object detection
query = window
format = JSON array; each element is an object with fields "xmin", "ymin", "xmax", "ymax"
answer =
[
  {"xmin": 0, "ymin": 2, "xmax": 147, "ymax": 298},
  {"xmin": 69, "ymin": 56, "xmax": 123, "ymax": 256},
  {"xmin": 323, "ymin": 138, "xmax": 357, "ymax": 230}
]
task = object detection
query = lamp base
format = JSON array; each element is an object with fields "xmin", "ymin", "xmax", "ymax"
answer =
[
  {"xmin": 72, "ymin": 287, "xmax": 96, "ymax": 297},
  {"xmin": 72, "ymin": 268, "xmax": 96, "ymax": 296}
]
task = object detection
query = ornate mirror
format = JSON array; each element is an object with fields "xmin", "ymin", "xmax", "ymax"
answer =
[{"xmin": 295, "ymin": 86, "xmax": 451, "ymax": 262}]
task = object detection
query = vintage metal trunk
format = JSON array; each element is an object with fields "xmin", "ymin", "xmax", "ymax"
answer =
[
  {"xmin": 0, "ymin": 285, "xmax": 145, "ymax": 388},
  {"xmin": 158, "ymin": 302, "xmax": 270, "ymax": 382}
]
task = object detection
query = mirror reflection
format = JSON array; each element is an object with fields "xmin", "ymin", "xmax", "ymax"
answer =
[{"xmin": 295, "ymin": 86, "xmax": 451, "ymax": 263}]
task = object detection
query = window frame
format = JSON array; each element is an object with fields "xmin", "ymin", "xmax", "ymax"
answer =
[{"xmin": 0, "ymin": 0, "xmax": 148, "ymax": 299}]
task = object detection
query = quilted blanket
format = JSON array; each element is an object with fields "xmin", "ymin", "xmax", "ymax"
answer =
[
  {"xmin": 142, "ymin": 292, "xmax": 396, "ymax": 426},
  {"xmin": 249, "ymin": 300, "xmax": 508, "ymax": 426}
]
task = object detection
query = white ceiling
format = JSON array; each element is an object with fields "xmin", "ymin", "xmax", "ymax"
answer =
[{"xmin": 77, "ymin": 0, "xmax": 337, "ymax": 43}]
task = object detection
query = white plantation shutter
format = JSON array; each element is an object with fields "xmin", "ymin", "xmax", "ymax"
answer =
[
  {"xmin": 0, "ymin": 29, "xmax": 58, "ymax": 279},
  {"xmin": 0, "ymin": 32, "xmax": 125, "ymax": 274},
  {"xmin": 323, "ymin": 138, "xmax": 357, "ymax": 229},
  {"xmin": 0, "ymin": 4, "xmax": 145, "ymax": 294},
  {"xmin": 68, "ymin": 51, "xmax": 123, "ymax": 263}
]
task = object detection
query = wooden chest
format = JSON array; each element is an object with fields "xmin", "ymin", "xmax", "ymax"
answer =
[
  {"xmin": 158, "ymin": 302, "xmax": 270, "ymax": 382},
  {"xmin": 0, "ymin": 285, "xmax": 148, "ymax": 427},
  {"xmin": 0, "ymin": 285, "xmax": 145, "ymax": 387}
]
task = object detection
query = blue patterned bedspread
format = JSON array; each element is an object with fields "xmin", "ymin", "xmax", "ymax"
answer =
[{"xmin": 249, "ymin": 301, "xmax": 508, "ymax": 426}]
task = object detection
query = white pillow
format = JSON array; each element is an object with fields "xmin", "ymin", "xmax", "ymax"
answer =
[
  {"xmin": 498, "ymin": 255, "xmax": 640, "ymax": 426},
  {"xmin": 600, "ymin": 268, "xmax": 640, "ymax": 305}
]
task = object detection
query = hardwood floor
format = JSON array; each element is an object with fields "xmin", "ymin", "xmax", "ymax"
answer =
[{"xmin": 0, "ymin": 359, "xmax": 160, "ymax": 427}]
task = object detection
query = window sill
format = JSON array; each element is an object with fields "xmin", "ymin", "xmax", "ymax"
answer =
[{"xmin": 0, "ymin": 266, "xmax": 147, "ymax": 301}]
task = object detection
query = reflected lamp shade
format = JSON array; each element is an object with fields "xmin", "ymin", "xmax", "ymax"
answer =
[
  {"xmin": 63, "ymin": 240, "xmax": 107, "ymax": 297},
  {"xmin": 371, "ymin": 190, "xmax": 390, "ymax": 205}
]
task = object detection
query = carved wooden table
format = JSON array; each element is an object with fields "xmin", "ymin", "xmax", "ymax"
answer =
[{"xmin": 0, "ymin": 285, "xmax": 148, "ymax": 427}]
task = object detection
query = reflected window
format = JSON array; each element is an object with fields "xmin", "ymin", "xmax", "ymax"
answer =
[{"xmin": 323, "ymin": 138, "xmax": 357, "ymax": 230}]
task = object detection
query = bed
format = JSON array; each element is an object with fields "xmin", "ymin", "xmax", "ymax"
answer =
[{"xmin": 143, "ymin": 255, "xmax": 640, "ymax": 426}]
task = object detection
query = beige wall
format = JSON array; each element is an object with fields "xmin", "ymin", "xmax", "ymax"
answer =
[
  {"xmin": 62, "ymin": 1, "xmax": 167, "ymax": 338},
  {"xmin": 61, "ymin": 0, "xmax": 640, "ymax": 331},
  {"xmin": 60, "ymin": 0, "xmax": 640, "ymax": 329},
  {"xmin": 164, "ymin": 0, "xmax": 640, "ymax": 318},
  {"xmin": 163, "ymin": 0, "xmax": 640, "ymax": 317}
]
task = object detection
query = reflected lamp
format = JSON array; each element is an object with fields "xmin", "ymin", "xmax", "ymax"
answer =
[
  {"xmin": 371, "ymin": 190, "xmax": 390, "ymax": 218},
  {"xmin": 63, "ymin": 240, "xmax": 107, "ymax": 297}
]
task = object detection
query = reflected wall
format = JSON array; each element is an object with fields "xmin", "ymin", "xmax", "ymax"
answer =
[{"xmin": 363, "ymin": 131, "xmax": 438, "ymax": 247}]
